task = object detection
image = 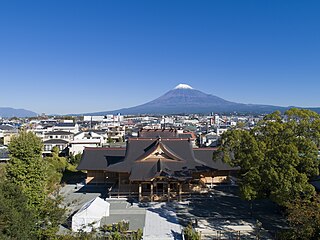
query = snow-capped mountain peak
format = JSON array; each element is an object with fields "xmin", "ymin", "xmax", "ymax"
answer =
[{"xmin": 174, "ymin": 84, "xmax": 193, "ymax": 90}]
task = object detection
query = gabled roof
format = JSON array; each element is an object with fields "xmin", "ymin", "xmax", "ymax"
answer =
[
  {"xmin": 129, "ymin": 159, "xmax": 173, "ymax": 181},
  {"xmin": 77, "ymin": 147, "xmax": 126, "ymax": 171},
  {"xmin": 45, "ymin": 130, "xmax": 73, "ymax": 135},
  {"xmin": 55, "ymin": 122, "xmax": 76, "ymax": 127},
  {"xmin": 0, "ymin": 124, "xmax": 15, "ymax": 131},
  {"xmin": 193, "ymin": 148, "xmax": 239, "ymax": 171},
  {"xmin": 178, "ymin": 132, "xmax": 196, "ymax": 139},
  {"xmin": 135, "ymin": 139, "xmax": 185, "ymax": 162},
  {"xmin": 43, "ymin": 139, "xmax": 69, "ymax": 144},
  {"xmin": 77, "ymin": 139, "xmax": 239, "ymax": 181},
  {"xmin": 138, "ymin": 129, "xmax": 177, "ymax": 138},
  {"xmin": 106, "ymin": 138, "xmax": 216, "ymax": 180}
]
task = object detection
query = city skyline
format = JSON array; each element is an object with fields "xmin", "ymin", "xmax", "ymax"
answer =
[{"xmin": 1, "ymin": 1, "xmax": 320, "ymax": 114}]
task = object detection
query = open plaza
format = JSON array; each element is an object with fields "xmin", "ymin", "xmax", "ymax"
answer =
[{"xmin": 59, "ymin": 183, "xmax": 287, "ymax": 239}]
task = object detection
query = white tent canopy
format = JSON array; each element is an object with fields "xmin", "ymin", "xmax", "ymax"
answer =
[{"xmin": 72, "ymin": 197, "xmax": 110, "ymax": 232}]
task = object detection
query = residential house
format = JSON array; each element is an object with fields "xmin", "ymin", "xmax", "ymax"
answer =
[
  {"xmin": 43, "ymin": 130, "xmax": 74, "ymax": 155},
  {"xmin": 53, "ymin": 121, "xmax": 79, "ymax": 134},
  {"xmin": 69, "ymin": 131, "xmax": 106, "ymax": 155},
  {"xmin": 0, "ymin": 145, "xmax": 9, "ymax": 162},
  {"xmin": 0, "ymin": 124, "xmax": 19, "ymax": 146},
  {"xmin": 106, "ymin": 125, "xmax": 125, "ymax": 142}
]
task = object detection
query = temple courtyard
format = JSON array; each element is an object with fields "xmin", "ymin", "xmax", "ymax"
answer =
[{"xmin": 58, "ymin": 184, "xmax": 287, "ymax": 239}]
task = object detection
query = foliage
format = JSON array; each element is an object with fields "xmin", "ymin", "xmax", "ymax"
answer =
[
  {"xmin": 60, "ymin": 223, "xmax": 142, "ymax": 240},
  {"xmin": 235, "ymin": 121, "xmax": 246, "ymax": 129},
  {"xmin": 44, "ymin": 147, "xmax": 68, "ymax": 192},
  {"xmin": 36, "ymin": 196, "xmax": 66, "ymax": 239},
  {"xmin": 68, "ymin": 153, "xmax": 82, "ymax": 166},
  {"xmin": 57, "ymin": 116, "xmax": 76, "ymax": 121},
  {"xmin": 183, "ymin": 223, "xmax": 201, "ymax": 240},
  {"xmin": 218, "ymin": 108, "xmax": 320, "ymax": 206},
  {"xmin": 0, "ymin": 164, "xmax": 5, "ymax": 178},
  {"xmin": 5, "ymin": 131, "xmax": 65, "ymax": 239},
  {"xmin": 0, "ymin": 180, "xmax": 37, "ymax": 240},
  {"xmin": 6, "ymin": 131, "xmax": 47, "ymax": 210},
  {"xmin": 278, "ymin": 195, "xmax": 320, "ymax": 240},
  {"xmin": 135, "ymin": 229, "xmax": 143, "ymax": 240},
  {"xmin": 100, "ymin": 220, "xmax": 129, "ymax": 234}
]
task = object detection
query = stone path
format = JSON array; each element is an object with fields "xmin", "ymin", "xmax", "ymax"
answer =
[{"xmin": 143, "ymin": 203, "xmax": 182, "ymax": 240}]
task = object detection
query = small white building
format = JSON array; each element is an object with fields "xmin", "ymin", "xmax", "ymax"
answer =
[
  {"xmin": 106, "ymin": 125, "xmax": 125, "ymax": 142},
  {"xmin": 43, "ymin": 131, "xmax": 74, "ymax": 154},
  {"xmin": 69, "ymin": 131, "xmax": 106, "ymax": 155},
  {"xmin": 72, "ymin": 197, "xmax": 110, "ymax": 232},
  {"xmin": 216, "ymin": 126, "xmax": 229, "ymax": 136},
  {"xmin": 0, "ymin": 145, "xmax": 9, "ymax": 162},
  {"xmin": 53, "ymin": 121, "xmax": 79, "ymax": 134}
]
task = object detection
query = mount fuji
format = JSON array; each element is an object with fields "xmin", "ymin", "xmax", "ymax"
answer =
[{"xmin": 84, "ymin": 84, "xmax": 320, "ymax": 115}]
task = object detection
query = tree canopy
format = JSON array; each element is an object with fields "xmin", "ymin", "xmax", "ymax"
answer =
[
  {"xmin": 281, "ymin": 195, "xmax": 320, "ymax": 240},
  {"xmin": 218, "ymin": 108, "xmax": 320, "ymax": 206},
  {"xmin": 6, "ymin": 131, "xmax": 47, "ymax": 210},
  {"xmin": 0, "ymin": 181, "xmax": 37, "ymax": 239},
  {"xmin": 4, "ymin": 131, "xmax": 65, "ymax": 239}
]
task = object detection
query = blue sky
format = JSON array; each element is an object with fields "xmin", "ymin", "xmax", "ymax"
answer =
[{"xmin": 0, "ymin": 1, "xmax": 319, "ymax": 114}]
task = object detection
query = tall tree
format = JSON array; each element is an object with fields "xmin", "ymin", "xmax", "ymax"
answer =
[
  {"xmin": 5, "ymin": 131, "xmax": 65, "ymax": 238},
  {"xmin": 218, "ymin": 109, "xmax": 320, "ymax": 206},
  {"xmin": 6, "ymin": 131, "xmax": 47, "ymax": 210}
]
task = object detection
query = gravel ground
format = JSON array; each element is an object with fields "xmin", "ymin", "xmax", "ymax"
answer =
[
  {"xmin": 171, "ymin": 185, "xmax": 287, "ymax": 240},
  {"xmin": 59, "ymin": 184, "xmax": 287, "ymax": 239}
]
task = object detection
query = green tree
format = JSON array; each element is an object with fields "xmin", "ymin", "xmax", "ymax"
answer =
[
  {"xmin": 68, "ymin": 152, "xmax": 82, "ymax": 166},
  {"xmin": 0, "ymin": 180, "xmax": 37, "ymax": 239},
  {"xmin": 183, "ymin": 223, "xmax": 201, "ymax": 240},
  {"xmin": 6, "ymin": 131, "xmax": 47, "ymax": 210},
  {"xmin": 218, "ymin": 109, "xmax": 320, "ymax": 206},
  {"xmin": 279, "ymin": 195, "xmax": 320, "ymax": 240},
  {"xmin": 5, "ymin": 131, "xmax": 65, "ymax": 239},
  {"xmin": 37, "ymin": 196, "xmax": 66, "ymax": 239},
  {"xmin": 45, "ymin": 147, "xmax": 67, "ymax": 192}
]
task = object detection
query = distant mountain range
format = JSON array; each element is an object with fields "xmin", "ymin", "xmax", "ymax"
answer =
[
  {"xmin": 0, "ymin": 107, "xmax": 37, "ymax": 118},
  {"xmin": 2, "ymin": 85, "xmax": 319, "ymax": 117},
  {"xmin": 83, "ymin": 84, "xmax": 320, "ymax": 115}
]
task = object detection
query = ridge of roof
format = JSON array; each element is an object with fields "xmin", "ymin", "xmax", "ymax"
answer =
[
  {"xmin": 45, "ymin": 130, "xmax": 73, "ymax": 135},
  {"xmin": 135, "ymin": 139, "xmax": 185, "ymax": 162},
  {"xmin": 159, "ymin": 142, "xmax": 186, "ymax": 162},
  {"xmin": 128, "ymin": 138, "xmax": 191, "ymax": 141},
  {"xmin": 84, "ymin": 147, "xmax": 126, "ymax": 151},
  {"xmin": 43, "ymin": 139, "xmax": 69, "ymax": 144},
  {"xmin": 139, "ymin": 128, "xmax": 176, "ymax": 131}
]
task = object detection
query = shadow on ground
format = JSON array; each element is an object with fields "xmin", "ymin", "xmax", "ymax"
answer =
[
  {"xmin": 173, "ymin": 185, "xmax": 287, "ymax": 237},
  {"xmin": 75, "ymin": 184, "xmax": 110, "ymax": 199},
  {"xmin": 61, "ymin": 169, "xmax": 86, "ymax": 184},
  {"xmin": 147, "ymin": 204, "xmax": 180, "ymax": 225}
]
